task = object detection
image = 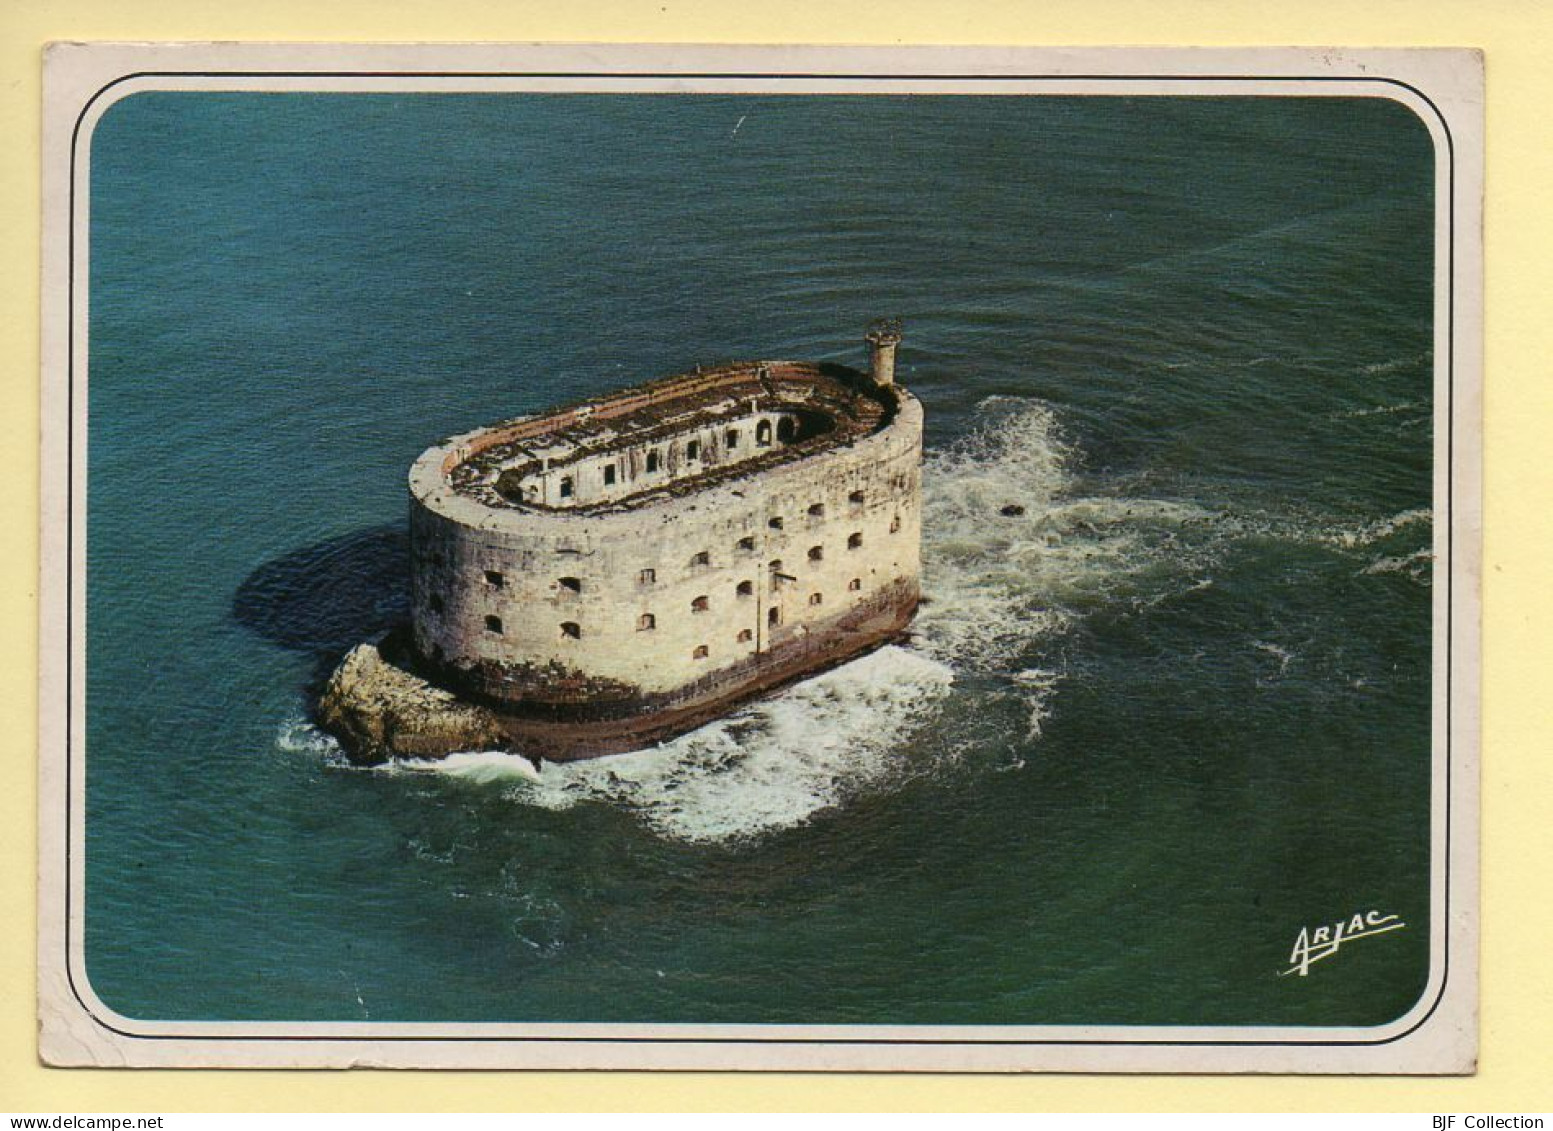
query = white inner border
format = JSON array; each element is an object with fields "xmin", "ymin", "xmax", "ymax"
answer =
[{"xmin": 37, "ymin": 43, "xmax": 1482, "ymax": 1073}]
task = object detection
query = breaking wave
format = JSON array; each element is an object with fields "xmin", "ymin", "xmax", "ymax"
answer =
[
  {"xmin": 276, "ymin": 714, "xmax": 347, "ymax": 762},
  {"xmin": 1361, "ymin": 546, "xmax": 1435, "ymax": 582},
  {"xmin": 1331, "ymin": 399, "xmax": 1428, "ymax": 420},
  {"xmin": 915, "ymin": 397, "xmax": 1214, "ymax": 669},
  {"xmin": 485, "ymin": 646, "xmax": 954, "ymax": 843},
  {"xmin": 1317, "ymin": 508, "xmax": 1436, "ymax": 583},
  {"xmin": 1319, "ymin": 507, "xmax": 1433, "ymax": 550}
]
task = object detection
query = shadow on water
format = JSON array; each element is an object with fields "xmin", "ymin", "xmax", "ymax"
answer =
[{"xmin": 232, "ymin": 524, "xmax": 409, "ymax": 684}]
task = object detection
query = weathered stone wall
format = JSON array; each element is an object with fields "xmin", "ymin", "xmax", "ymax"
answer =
[{"xmin": 408, "ymin": 376, "xmax": 923, "ymax": 714}]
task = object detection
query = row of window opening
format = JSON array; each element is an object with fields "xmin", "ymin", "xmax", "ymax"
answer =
[
  {"xmin": 633, "ymin": 578, "xmax": 862, "ymax": 626},
  {"xmin": 479, "ymin": 575, "xmax": 862, "ymax": 641},
  {"xmin": 431, "ymin": 492, "xmax": 882, "ymax": 575},
  {"xmin": 453, "ymin": 541, "xmax": 879, "ymax": 599},
  {"xmin": 439, "ymin": 535, "xmax": 887, "ymax": 608},
  {"xmin": 431, "ymin": 504, "xmax": 889, "ymax": 568},
  {"xmin": 554, "ymin": 419, "xmax": 803, "ymax": 498},
  {"xmin": 682, "ymin": 532, "xmax": 867, "ymax": 575}
]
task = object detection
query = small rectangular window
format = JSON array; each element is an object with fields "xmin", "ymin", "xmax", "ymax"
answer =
[
  {"xmin": 559, "ymin": 476, "xmax": 574, "ymax": 499},
  {"xmin": 726, "ymin": 428, "xmax": 739, "ymax": 449},
  {"xmin": 604, "ymin": 465, "xmax": 617, "ymax": 486},
  {"xmin": 640, "ymin": 568, "xmax": 656, "ymax": 584},
  {"xmin": 687, "ymin": 439, "xmax": 701, "ymax": 461}
]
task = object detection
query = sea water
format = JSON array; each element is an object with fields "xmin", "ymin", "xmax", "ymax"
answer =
[{"xmin": 84, "ymin": 93, "xmax": 1435, "ymax": 1026}]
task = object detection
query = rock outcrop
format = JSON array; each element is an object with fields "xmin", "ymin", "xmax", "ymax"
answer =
[{"xmin": 317, "ymin": 642, "xmax": 506, "ymax": 765}]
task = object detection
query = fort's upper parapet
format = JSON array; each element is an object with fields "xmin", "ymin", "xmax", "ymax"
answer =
[{"xmin": 433, "ymin": 360, "xmax": 896, "ymax": 515}]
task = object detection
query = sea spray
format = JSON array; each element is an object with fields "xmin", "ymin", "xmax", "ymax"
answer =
[
  {"xmin": 916, "ymin": 396, "xmax": 1221, "ymax": 668},
  {"xmin": 504, "ymin": 645, "xmax": 955, "ymax": 843},
  {"xmin": 1319, "ymin": 507, "xmax": 1433, "ymax": 550}
]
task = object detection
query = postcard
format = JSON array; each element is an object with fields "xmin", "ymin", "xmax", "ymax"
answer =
[{"xmin": 37, "ymin": 42, "xmax": 1482, "ymax": 1071}]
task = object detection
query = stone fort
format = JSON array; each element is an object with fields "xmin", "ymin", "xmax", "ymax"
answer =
[{"xmin": 322, "ymin": 321, "xmax": 922, "ymax": 763}]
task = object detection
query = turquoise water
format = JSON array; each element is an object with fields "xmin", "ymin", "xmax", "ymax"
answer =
[{"xmin": 84, "ymin": 93, "xmax": 1436, "ymax": 1027}]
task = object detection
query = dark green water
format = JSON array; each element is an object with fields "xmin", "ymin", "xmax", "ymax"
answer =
[{"xmin": 84, "ymin": 93, "xmax": 1436, "ymax": 1027}]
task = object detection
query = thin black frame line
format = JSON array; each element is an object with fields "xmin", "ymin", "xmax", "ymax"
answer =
[{"xmin": 61, "ymin": 67, "xmax": 1457, "ymax": 1050}]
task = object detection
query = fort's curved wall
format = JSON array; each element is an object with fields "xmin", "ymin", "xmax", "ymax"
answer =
[{"xmin": 406, "ymin": 361, "xmax": 923, "ymax": 722}]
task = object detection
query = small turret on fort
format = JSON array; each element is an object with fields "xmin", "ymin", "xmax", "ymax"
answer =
[{"xmin": 864, "ymin": 317, "xmax": 904, "ymax": 386}]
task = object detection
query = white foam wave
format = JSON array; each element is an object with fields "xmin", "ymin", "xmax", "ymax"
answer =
[
  {"xmin": 1361, "ymin": 546, "xmax": 1434, "ymax": 582},
  {"xmin": 1320, "ymin": 508, "xmax": 1432, "ymax": 550},
  {"xmin": 915, "ymin": 397, "xmax": 1213, "ymax": 669},
  {"xmin": 1332, "ymin": 399, "xmax": 1427, "ymax": 420},
  {"xmin": 275, "ymin": 715, "xmax": 346, "ymax": 762},
  {"xmin": 1359, "ymin": 353, "xmax": 1430, "ymax": 377},
  {"xmin": 1009, "ymin": 667, "xmax": 1064, "ymax": 740},
  {"xmin": 490, "ymin": 645, "xmax": 955, "ymax": 843},
  {"xmin": 400, "ymin": 750, "xmax": 544, "ymax": 783}
]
